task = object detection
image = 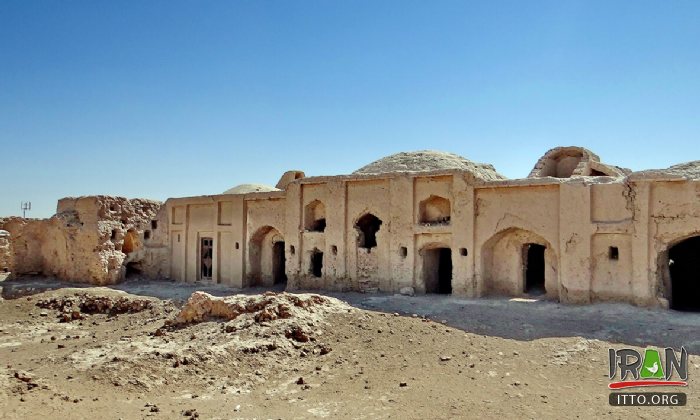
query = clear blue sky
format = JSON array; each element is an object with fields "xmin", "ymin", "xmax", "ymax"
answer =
[{"xmin": 1, "ymin": 1, "xmax": 699, "ymax": 218}]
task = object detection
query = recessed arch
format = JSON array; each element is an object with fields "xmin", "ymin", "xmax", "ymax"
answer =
[
  {"xmin": 481, "ymin": 228, "xmax": 559, "ymax": 299},
  {"xmin": 419, "ymin": 195, "xmax": 451, "ymax": 224},
  {"xmin": 248, "ymin": 225, "xmax": 285, "ymax": 287},
  {"xmin": 304, "ymin": 200, "xmax": 326, "ymax": 232}
]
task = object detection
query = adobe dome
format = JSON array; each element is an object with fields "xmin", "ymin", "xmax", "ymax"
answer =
[
  {"xmin": 222, "ymin": 184, "xmax": 281, "ymax": 194},
  {"xmin": 353, "ymin": 150, "xmax": 505, "ymax": 180},
  {"xmin": 631, "ymin": 160, "xmax": 700, "ymax": 180}
]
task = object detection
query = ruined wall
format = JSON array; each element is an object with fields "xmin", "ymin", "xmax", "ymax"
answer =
[
  {"xmin": 0, "ymin": 196, "xmax": 162, "ymax": 285},
  {"xmin": 0, "ymin": 231, "xmax": 13, "ymax": 272}
]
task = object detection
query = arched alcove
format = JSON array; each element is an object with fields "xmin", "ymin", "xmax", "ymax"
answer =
[
  {"xmin": 304, "ymin": 200, "xmax": 326, "ymax": 232},
  {"xmin": 419, "ymin": 195, "xmax": 451, "ymax": 224}
]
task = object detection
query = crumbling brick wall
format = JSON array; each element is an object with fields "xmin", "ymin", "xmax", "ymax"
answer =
[{"xmin": 0, "ymin": 196, "xmax": 167, "ymax": 285}]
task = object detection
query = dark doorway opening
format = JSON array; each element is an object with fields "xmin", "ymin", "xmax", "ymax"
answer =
[
  {"xmin": 125, "ymin": 261, "xmax": 142, "ymax": 278},
  {"xmin": 669, "ymin": 236, "xmax": 700, "ymax": 311},
  {"xmin": 310, "ymin": 250, "xmax": 323, "ymax": 277},
  {"xmin": 200, "ymin": 237, "xmax": 213, "ymax": 281},
  {"xmin": 356, "ymin": 213, "xmax": 382, "ymax": 250},
  {"xmin": 273, "ymin": 241, "xmax": 287, "ymax": 285},
  {"xmin": 424, "ymin": 248, "xmax": 452, "ymax": 294},
  {"xmin": 524, "ymin": 243, "xmax": 546, "ymax": 295}
]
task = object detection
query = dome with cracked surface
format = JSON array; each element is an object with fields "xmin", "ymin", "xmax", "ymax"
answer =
[
  {"xmin": 222, "ymin": 184, "xmax": 281, "ymax": 194},
  {"xmin": 353, "ymin": 150, "xmax": 505, "ymax": 180}
]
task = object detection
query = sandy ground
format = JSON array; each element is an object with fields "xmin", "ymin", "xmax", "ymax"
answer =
[{"xmin": 1, "ymin": 275, "xmax": 699, "ymax": 419}]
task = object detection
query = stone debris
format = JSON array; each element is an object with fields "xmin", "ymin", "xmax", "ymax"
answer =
[
  {"xmin": 170, "ymin": 291, "xmax": 349, "ymax": 326},
  {"xmin": 36, "ymin": 293, "xmax": 154, "ymax": 322}
]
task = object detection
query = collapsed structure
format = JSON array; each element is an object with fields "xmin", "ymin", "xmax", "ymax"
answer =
[
  {"xmin": 2, "ymin": 147, "xmax": 699, "ymax": 310},
  {"xmin": 0, "ymin": 196, "xmax": 167, "ymax": 285}
]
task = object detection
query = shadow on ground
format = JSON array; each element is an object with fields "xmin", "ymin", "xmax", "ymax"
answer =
[{"xmin": 2, "ymin": 275, "xmax": 699, "ymax": 354}]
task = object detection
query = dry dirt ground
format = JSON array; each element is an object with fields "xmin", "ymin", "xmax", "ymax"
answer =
[{"xmin": 1, "ymin": 275, "xmax": 699, "ymax": 419}]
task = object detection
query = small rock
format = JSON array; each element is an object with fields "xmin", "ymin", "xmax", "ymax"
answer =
[{"xmin": 440, "ymin": 355, "xmax": 452, "ymax": 362}]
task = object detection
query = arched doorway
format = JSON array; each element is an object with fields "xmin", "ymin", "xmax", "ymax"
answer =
[
  {"xmin": 666, "ymin": 236, "xmax": 700, "ymax": 311},
  {"xmin": 481, "ymin": 228, "xmax": 558, "ymax": 299},
  {"xmin": 249, "ymin": 226, "xmax": 285, "ymax": 287}
]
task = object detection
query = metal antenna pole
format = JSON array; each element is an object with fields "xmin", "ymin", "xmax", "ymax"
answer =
[{"xmin": 21, "ymin": 201, "xmax": 31, "ymax": 218}]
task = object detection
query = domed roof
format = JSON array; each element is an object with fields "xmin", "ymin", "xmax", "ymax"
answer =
[
  {"xmin": 222, "ymin": 184, "xmax": 281, "ymax": 194},
  {"xmin": 353, "ymin": 150, "xmax": 505, "ymax": 180},
  {"xmin": 631, "ymin": 160, "xmax": 700, "ymax": 180}
]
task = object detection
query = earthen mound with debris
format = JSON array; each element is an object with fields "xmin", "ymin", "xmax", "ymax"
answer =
[
  {"xmin": 171, "ymin": 291, "xmax": 351, "ymax": 326},
  {"xmin": 36, "ymin": 293, "xmax": 154, "ymax": 322}
]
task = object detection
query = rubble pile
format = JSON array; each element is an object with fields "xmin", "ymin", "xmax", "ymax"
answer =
[{"xmin": 36, "ymin": 293, "xmax": 154, "ymax": 321}]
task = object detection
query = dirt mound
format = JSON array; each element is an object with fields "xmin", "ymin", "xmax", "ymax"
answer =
[{"xmin": 170, "ymin": 291, "xmax": 344, "ymax": 325}]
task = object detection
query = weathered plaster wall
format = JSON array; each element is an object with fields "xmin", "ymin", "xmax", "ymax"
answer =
[
  {"xmin": 0, "ymin": 232, "xmax": 11, "ymax": 272},
  {"xmin": 474, "ymin": 185, "xmax": 560, "ymax": 298},
  {"xmin": 166, "ymin": 195, "xmax": 248, "ymax": 286},
  {"xmin": 646, "ymin": 181, "xmax": 700, "ymax": 306},
  {"xmin": 0, "ymin": 196, "xmax": 162, "ymax": 285}
]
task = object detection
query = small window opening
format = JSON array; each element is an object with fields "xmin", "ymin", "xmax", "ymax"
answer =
[
  {"xmin": 609, "ymin": 246, "xmax": 619, "ymax": 260},
  {"xmin": 110, "ymin": 230, "xmax": 117, "ymax": 240},
  {"xmin": 290, "ymin": 245, "xmax": 295, "ymax": 255},
  {"xmin": 144, "ymin": 230, "xmax": 151, "ymax": 240},
  {"xmin": 151, "ymin": 220, "xmax": 158, "ymax": 229},
  {"xmin": 235, "ymin": 242, "xmax": 240, "ymax": 250},
  {"xmin": 459, "ymin": 248, "xmax": 468, "ymax": 256},
  {"xmin": 177, "ymin": 234, "xmax": 181, "ymax": 243},
  {"xmin": 356, "ymin": 213, "xmax": 382, "ymax": 250},
  {"xmin": 331, "ymin": 245, "xmax": 338, "ymax": 255},
  {"xmin": 310, "ymin": 250, "xmax": 323, "ymax": 277},
  {"xmin": 399, "ymin": 246, "xmax": 408, "ymax": 258}
]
